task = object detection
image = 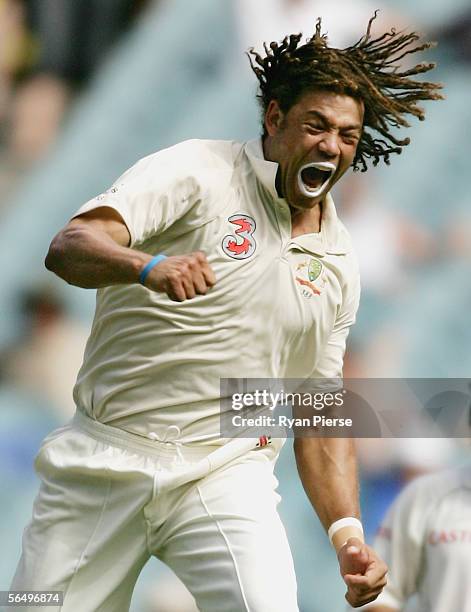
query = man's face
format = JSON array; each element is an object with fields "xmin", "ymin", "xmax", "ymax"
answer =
[{"xmin": 264, "ymin": 90, "xmax": 364, "ymax": 210}]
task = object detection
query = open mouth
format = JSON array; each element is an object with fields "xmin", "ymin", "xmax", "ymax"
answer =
[{"xmin": 298, "ymin": 162, "xmax": 336, "ymax": 198}]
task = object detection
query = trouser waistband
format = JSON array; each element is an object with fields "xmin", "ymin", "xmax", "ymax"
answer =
[
  {"xmin": 73, "ymin": 410, "xmax": 277, "ymax": 491},
  {"xmin": 73, "ymin": 410, "xmax": 218, "ymax": 461}
]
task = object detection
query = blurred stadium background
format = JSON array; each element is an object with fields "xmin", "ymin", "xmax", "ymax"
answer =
[{"xmin": 0, "ymin": 1, "xmax": 470, "ymax": 610}]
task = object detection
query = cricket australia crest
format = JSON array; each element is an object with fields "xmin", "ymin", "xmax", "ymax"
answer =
[{"xmin": 294, "ymin": 257, "xmax": 326, "ymax": 299}]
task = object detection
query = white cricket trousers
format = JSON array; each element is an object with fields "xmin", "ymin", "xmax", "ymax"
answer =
[{"xmin": 11, "ymin": 411, "xmax": 299, "ymax": 612}]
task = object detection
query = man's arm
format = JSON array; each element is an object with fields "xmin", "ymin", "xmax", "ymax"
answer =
[
  {"xmin": 294, "ymin": 437, "xmax": 387, "ymax": 608},
  {"xmin": 293, "ymin": 260, "xmax": 387, "ymax": 607},
  {"xmin": 45, "ymin": 206, "xmax": 216, "ymax": 300},
  {"xmin": 294, "ymin": 437, "xmax": 360, "ymax": 533}
]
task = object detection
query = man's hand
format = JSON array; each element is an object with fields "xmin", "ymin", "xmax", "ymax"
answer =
[
  {"xmin": 143, "ymin": 251, "xmax": 216, "ymax": 301},
  {"xmin": 338, "ymin": 537, "xmax": 387, "ymax": 608}
]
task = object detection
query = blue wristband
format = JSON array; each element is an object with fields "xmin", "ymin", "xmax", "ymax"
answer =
[{"xmin": 139, "ymin": 254, "xmax": 167, "ymax": 285}]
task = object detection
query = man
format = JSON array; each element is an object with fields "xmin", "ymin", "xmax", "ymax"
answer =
[
  {"xmin": 357, "ymin": 461, "xmax": 471, "ymax": 612},
  {"xmin": 11, "ymin": 15, "xmax": 441, "ymax": 611}
]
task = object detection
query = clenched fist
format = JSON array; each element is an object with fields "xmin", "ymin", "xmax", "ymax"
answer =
[
  {"xmin": 338, "ymin": 537, "xmax": 388, "ymax": 607},
  {"xmin": 141, "ymin": 251, "xmax": 216, "ymax": 301}
]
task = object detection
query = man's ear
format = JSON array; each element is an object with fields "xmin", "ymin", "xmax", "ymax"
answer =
[{"xmin": 264, "ymin": 100, "xmax": 284, "ymax": 137}]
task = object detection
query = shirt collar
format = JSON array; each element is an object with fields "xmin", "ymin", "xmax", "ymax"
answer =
[
  {"xmin": 244, "ymin": 138, "xmax": 281, "ymax": 202},
  {"xmin": 244, "ymin": 138, "xmax": 352, "ymax": 256}
]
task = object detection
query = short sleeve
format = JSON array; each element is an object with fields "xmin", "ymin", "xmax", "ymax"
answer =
[
  {"xmin": 311, "ymin": 266, "xmax": 361, "ymax": 380},
  {"xmin": 73, "ymin": 148, "xmax": 203, "ymax": 246}
]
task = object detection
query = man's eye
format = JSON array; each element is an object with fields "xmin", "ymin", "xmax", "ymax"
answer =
[
  {"xmin": 344, "ymin": 130, "xmax": 360, "ymax": 138},
  {"xmin": 342, "ymin": 133, "xmax": 360, "ymax": 144},
  {"xmin": 305, "ymin": 124, "xmax": 323, "ymax": 132}
]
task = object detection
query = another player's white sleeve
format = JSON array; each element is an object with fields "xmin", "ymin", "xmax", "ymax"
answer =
[
  {"xmin": 310, "ymin": 265, "xmax": 360, "ymax": 380},
  {"xmin": 73, "ymin": 144, "xmax": 206, "ymax": 247},
  {"xmin": 358, "ymin": 479, "xmax": 428, "ymax": 610}
]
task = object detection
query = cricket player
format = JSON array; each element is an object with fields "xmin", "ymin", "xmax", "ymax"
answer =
[
  {"xmin": 11, "ymin": 15, "xmax": 442, "ymax": 611},
  {"xmin": 357, "ymin": 462, "xmax": 471, "ymax": 612}
]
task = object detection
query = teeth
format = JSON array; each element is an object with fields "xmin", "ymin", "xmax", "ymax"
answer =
[{"xmin": 298, "ymin": 162, "xmax": 336, "ymax": 198}]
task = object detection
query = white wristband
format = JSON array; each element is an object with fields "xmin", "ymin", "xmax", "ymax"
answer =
[{"xmin": 328, "ymin": 517, "xmax": 364, "ymax": 545}]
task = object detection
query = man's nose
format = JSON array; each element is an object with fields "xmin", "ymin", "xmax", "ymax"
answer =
[{"xmin": 317, "ymin": 133, "xmax": 341, "ymax": 158}]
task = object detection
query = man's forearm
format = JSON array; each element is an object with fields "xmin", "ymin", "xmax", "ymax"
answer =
[
  {"xmin": 45, "ymin": 224, "xmax": 148, "ymax": 288},
  {"xmin": 295, "ymin": 437, "xmax": 388, "ymax": 606},
  {"xmin": 294, "ymin": 436, "xmax": 360, "ymax": 531}
]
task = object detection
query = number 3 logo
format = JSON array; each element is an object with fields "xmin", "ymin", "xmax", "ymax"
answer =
[{"xmin": 222, "ymin": 214, "xmax": 257, "ymax": 260}]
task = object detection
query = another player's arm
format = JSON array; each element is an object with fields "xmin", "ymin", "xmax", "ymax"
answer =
[
  {"xmin": 45, "ymin": 206, "xmax": 216, "ymax": 300},
  {"xmin": 363, "ymin": 606, "xmax": 396, "ymax": 611}
]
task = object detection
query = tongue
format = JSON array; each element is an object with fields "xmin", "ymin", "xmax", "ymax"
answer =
[{"xmin": 301, "ymin": 167, "xmax": 328, "ymax": 189}]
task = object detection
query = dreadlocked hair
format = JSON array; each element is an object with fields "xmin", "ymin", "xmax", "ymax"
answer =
[{"xmin": 247, "ymin": 12, "xmax": 444, "ymax": 171}]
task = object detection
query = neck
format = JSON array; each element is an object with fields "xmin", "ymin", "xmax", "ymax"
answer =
[
  {"xmin": 290, "ymin": 201, "xmax": 322, "ymax": 236},
  {"xmin": 262, "ymin": 135, "xmax": 273, "ymax": 162}
]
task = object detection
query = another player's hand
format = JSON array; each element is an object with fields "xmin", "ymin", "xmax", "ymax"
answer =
[
  {"xmin": 142, "ymin": 251, "xmax": 216, "ymax": 301},
  {"xmin": 338, "ymin": 537, "xmax": 387, "ymax": 608}
]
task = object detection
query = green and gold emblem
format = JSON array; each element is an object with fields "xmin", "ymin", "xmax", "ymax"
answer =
[{"xmin": 308, "ymin": 258, "xmax": 323, "ymax": 282}]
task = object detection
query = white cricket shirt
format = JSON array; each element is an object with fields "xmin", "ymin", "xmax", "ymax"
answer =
[
  {"xmin": 72, "ymin": 139, "xmax": 360, "ymax": 444},
  {"xmin": 361, "ymin": 464, "xmax": 471, "ymax": 611}
]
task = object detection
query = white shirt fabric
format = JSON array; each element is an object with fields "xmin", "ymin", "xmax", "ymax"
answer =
[
  {"xmin": 72, "ymin": 138, "xmax": 360, "ymax": 444},
  {"xmin": 361, "ymin": 464, "xmax": 471, "ymax": 611}
]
